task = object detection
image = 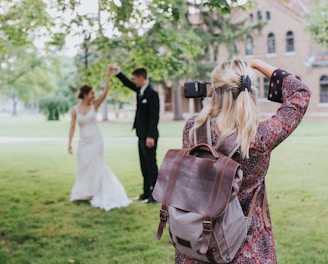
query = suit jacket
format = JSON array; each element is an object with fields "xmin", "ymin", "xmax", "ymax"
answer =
[{"xmin": 116, "ymin": 72, "xmax": 159, "ymax": 140}]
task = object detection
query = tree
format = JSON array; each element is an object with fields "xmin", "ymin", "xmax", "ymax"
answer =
[
  {"xmin": 0, "ymin": 0, "xmax": 258, "ymax": 119},
  {"xmin": 48, "ymin": 0, "xmax": 202, "ymax": 120},
  {"xmin": 305, "ymin": 2, "xmax": 328, "ymax": 47},
  {"xmin": 0, "ymin": 0, "xmax": 51, "ymax": 56},
  {"xmin": 186, "ymin": 1, "xmax": 264, "ymax": 77},
  {"xmin": 0, "ymin": 44, "xmax": 56, "ymax": 115},
  {"xmin": 0, "ymin": 0, "xmax": 67, "ymax": 116},
  {"xmin": 38, "ymin": 95, "xmax": 70, "ymax": 120}
]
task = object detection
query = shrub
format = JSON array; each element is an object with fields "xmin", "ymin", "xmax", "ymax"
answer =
[{"xmin": 38, "ymin": 95, "xmax": 70, "ymax": 120}]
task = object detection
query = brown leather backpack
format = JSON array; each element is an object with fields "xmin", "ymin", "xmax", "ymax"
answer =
[{"xmin": 153, "ymin": 120, "xmax": 260, "ymax": 263}]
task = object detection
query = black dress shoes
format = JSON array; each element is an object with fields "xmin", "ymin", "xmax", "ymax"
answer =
[
  {"xmin": 139, "ymin": 193, "xmax": 149, "ymax": 200},
  {"xmin": 146, "ymin": 195, "xmax": 157, "ymax": 203}
]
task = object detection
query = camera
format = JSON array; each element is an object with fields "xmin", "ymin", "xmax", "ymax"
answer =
[{"xmin": 184, "ymin": 81, "xmax": 211, "ymax": 98}]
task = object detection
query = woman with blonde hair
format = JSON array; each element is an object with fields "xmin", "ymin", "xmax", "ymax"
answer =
[{"xmin": 176, "ymin": 58, "xmax": 311, "ymax": 263}]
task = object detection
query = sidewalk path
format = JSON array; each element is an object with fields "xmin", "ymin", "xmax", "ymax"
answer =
[
  {"xmin": 0, "ymin": 137, "xmax": 140, "ymax": 144},
  {"xmin": 0, "ymin": 137, "xmax": 67, "ymax": 144}
]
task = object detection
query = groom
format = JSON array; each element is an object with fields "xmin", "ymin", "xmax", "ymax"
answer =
[{"xmin": 109, "ymin": 65, "xmax": 159, "ymax": 203}]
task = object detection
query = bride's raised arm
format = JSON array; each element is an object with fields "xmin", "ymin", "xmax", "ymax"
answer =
[{"xmin": 94, "ymin": 65, "xmax": 111, "ymax": 111}]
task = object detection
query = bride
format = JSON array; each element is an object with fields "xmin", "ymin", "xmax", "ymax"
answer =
[{"xmin": 68, "ymin": 65, "xmax": 131, "ymax": 211}]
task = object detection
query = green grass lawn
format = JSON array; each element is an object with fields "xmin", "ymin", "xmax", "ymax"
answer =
[{"xmin": 0, "ymin": 113, "xmax": 328, "ymax": 263}]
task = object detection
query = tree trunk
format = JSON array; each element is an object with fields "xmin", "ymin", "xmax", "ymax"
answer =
[
  {"xmin": 12, "ymin": 89, "xmax": 17, "ymax": 116},
  {"xmin": 173, "ymin": 83, "xmax": 184, "ymax": 121}
]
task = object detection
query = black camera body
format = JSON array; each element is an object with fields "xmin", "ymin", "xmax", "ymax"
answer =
[{"xmin": 184, "ymin": 81, "xmax": 211, "ymax": 98}]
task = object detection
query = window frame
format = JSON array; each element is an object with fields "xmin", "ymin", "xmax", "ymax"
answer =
[
  {"xmin": 320, "ymin": 75, "xmax": 328, "ymax": 103},
  {"xmin": 286, "ymin": 31, "xmax": 294, "ymax": 53},
  {"xmin": 267, "ymin": 33, "xmax": 276, "ymax": 54}
]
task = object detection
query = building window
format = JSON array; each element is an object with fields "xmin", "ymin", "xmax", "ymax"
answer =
[
  {"xmin": 320, "ymin": 75, "xmax": 328, "ymax": 103},
  {"xmin": 267, "ymin": 33, "xmax": 275, "ymax": 54},
  {"xmin": 249, "ymin": 13, "xmax": 254, "ymax": 23},
  {"xmin": 286, "ymin": 31, "xmax": 294, "ymax": 52},
  {"xmin": 257, "ymin": 11, "xmax": 262, "ymax": 21},
  {"xmin": 266, "ymin": 11, "xmax": 271, "ymax": 21},
  {"xmin": 263, "ymin": 77, "xmax": 270, "ymax": 98},
  {"xmin": 245, "ymin": 36, "xmax": 253, "ymax": 55}
]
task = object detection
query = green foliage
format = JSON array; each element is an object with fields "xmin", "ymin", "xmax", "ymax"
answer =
[
  {"xmin": 0, "ymin": 0, "xmax": 51, "ymax": 54},
  {"xmin": 38, "ymin": 95, "xmax": 71, "ymax": 120},
  {"xmin": 0, "ymin": 43, "xmax": 77, "ymax": 116},
  {"xmin": 304, "ymin": 2, "xmax": 328, "ymax": 47},
  {"xmin": 204, "ymin": 0, "xmax": 239, "ymax": 13},
  {"xmin": 0, "ymin": 0, "xmax": 265, "ymax": 119},
  {"xmin": 0, "ymin": 45, "xmax": 56, "ymax": 116}
]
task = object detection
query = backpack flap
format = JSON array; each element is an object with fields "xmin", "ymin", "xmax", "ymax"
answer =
[{"xmin": 153, "ymin": 143, "xmax": 241, "ymax": 240}]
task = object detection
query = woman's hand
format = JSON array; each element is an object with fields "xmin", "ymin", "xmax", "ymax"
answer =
[
  {"xmin": 108, "ymin": 64, "xmax": 119, "ymax": 75},
  {"xmin": 146, "ymin": 137, "xmax": 155, "ymax": 148},
  {"xmin": 68, "ymin": 145, "xmax": 73, "ymax": 154},
  {"xmin": 107, "ymin": 65, "xmax": 113, "ymax": 76},
  {"xmin": 246, "ymin": 59, "xmax": 260, "ymax": 70},
  {"xmin": 246, "ymin": 59, "xmax": 276, "ymax": 78}
]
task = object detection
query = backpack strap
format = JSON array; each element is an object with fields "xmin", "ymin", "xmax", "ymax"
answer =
[
  {"xmin": 218, "ymin": 134, "xmax": 239, "ymax": 158},
  {"xmin": 247, "ymin": 184, "xmax": 270, "ymax": 228},
  {"xmin": 194, "ymin": 119, "xmax": 238, "ymax": 157},
  {"xmin": 194, "ymin": 118, "xmax": 212, "ymax": 145},
  {"xmin": 156, "ymin": 149, "xmax": 187, "ymax": 240},
  {"xmin": 262, "ymin": 184, "xmax": 271, "ymax": 228},
  {"xmin": 195, "ymin": 119, "xmax": 241, "ymax": 254}
]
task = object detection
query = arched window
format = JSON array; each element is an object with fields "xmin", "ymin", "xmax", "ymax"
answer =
[
  {"xmin": 249, "ymin": 13, "xmax": 254, "ymax": 23},
  {"xmin": 257, "ymin": 11, "xmax": 262, "ymax": 21},
  {"xmin": 320, "ymin": 75, "xmax": 328, "ymax": 103},
  {"xmin": 267, "ymin": 33, "xmax": 275, "ymax": 54},
  {"xmin": 245, "ymin": 36, "xmax": 253, "ymax": 55},
  {"xmin": 286, "ymin": 31, "xmax": 294, "ymax": 52},
  {"xmin": 266, "ymin": 11, "xmax": 271, "ymax": 21}
]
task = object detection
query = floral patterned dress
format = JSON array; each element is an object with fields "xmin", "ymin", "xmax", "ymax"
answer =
[{"xmin": 175, "ymin": 69, "xmax": 311, "ymax": 264}]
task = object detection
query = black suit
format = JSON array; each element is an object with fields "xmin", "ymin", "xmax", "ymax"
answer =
[{"xmin": 116, "ymin": 72, "xmax": 159, "ymax": 198}]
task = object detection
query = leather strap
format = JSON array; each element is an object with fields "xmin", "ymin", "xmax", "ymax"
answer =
[
  {"xmin": 218, "ymin": 134, "xmax": 239, "ymax": 157},
  {"xmin": 196, "ymin": 119, "xmax": 240, "ymax": 254},
  {"xmin": 156, "ymin": 204, "xmax": 168, "ymax": 240},
  {"xmin": 247, "ymin": 186, "xmax": 261, "ymax": 218},
  {"xmin": 156, "ymin": 149, "xmax": 187, "ymax": 240},
  {"xmin": 194, "ymin": 118, "xmax": 212, "ymax": 145},
  {"xmin": 199, "ymin": 155, "xmax": 231, "ymax": 254},
  {"xmin": 199, "ymin": 216, "xmax": 212, "ymax": 254},
  {"xmin": 262, "ymin": 186, "xmax": 271, "ymax": 228},
  {"xmin": 247, "ymin": 184, "xmax": 270, "ymax": 229},
  {"xmin": 195, "ymin": 119, "xmax": 239, "ymax": 158}
]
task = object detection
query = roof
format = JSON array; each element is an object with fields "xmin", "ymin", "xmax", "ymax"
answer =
[
  {"xmin": 307, "ymin": 51, "xmax": 328, "ymax": 67},
  {"xmin": 280, "ymin": 0, "xmax": 313, "ymax": 15}
]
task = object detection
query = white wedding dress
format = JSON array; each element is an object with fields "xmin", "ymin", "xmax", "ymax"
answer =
[{"xmin": 70, "ymin": 104, "xmax": 131, "ymax": 211}]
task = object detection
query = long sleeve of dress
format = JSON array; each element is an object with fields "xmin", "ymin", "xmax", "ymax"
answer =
[{"xmin": 252, "ymin": 69, "xmax": 311, "ymax": 153}]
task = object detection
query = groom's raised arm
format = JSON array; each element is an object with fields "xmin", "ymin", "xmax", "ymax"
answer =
[
  {"xmin": 108, "ymin": 64, "xmax": 138, "ymax": 93},
  {"xmin": 116, "ymin": 72, "xmax": 138, "ymax": 93}
]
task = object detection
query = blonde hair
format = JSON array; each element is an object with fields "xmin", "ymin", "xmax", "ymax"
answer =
[{"xmin": 189, "ymin": 59, "xmax": 260, "ymax": 159}]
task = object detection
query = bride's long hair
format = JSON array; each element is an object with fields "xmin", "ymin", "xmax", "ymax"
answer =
[{"xmin": 189, "ymin": 59, "xmax": 260, "ymax": 159}]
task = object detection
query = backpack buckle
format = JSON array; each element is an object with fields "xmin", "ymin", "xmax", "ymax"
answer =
[
  {"xmin": 160, "ymin": 209, "xmax": 168, "ymax": 221},
  {"xmin": 202, "ymin": 220, "xmax": 212, "ymax": 233}
]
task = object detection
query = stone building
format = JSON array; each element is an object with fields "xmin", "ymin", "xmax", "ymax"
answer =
[{"xmin": 178, "ymin": 0, "xmax": 328, "ymax": 119}]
